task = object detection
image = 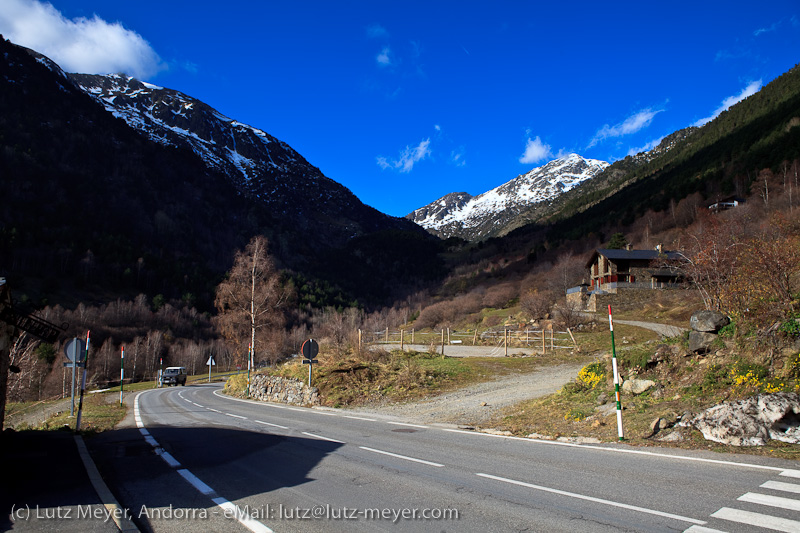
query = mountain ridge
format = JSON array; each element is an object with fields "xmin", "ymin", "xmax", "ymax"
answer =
[
  {"xmin": 0, "ymin": 38, "xmax": 443, "ymax": 308},
  {"xmin": 407, "ymin": 153, "xmax": 608, "ymax": 241}
]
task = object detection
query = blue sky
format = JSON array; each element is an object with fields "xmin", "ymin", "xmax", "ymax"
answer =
[{"xmin": 2, "ymin": 1, "xmax": 799, "ymax": 216}]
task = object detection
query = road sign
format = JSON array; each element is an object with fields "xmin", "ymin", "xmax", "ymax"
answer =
[
  {"xmin": 301, "ymin": 339, "xmax": 319, "ymax": 360},
  {"xmin": 206, "ymin": 356, "xmax": 216, "ymax": 366},
  {"xmin": 64, "ymin": 337, "xmax": 86, "ymax": 362}
]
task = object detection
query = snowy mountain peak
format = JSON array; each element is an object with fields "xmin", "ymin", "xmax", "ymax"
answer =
[
  {"xmin": 66, "ymin": 72, "xmax": 333, "ymax": 203},
  {"xmin": 407, "ymin": 154, "xmax": 609, "ymax": 241}
]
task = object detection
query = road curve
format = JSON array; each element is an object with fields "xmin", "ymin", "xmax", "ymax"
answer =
[{"xmin": 87, "ymin": 384, "xmax": 800, "ymax": 533}]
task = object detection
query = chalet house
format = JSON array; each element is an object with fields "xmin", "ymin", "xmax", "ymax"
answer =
[
  {"xmin": 567, "ymin": 245, "xmax": 683, "ymax": 312},
  {"xmin": 707, "ymin": 196, "xmax": 745, "ymax": 213},
  {"xmin": 586, "ymin": 245, "xmax": 682, "ymax": 291}
]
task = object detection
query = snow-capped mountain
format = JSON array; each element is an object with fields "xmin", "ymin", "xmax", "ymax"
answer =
[
  {"xmin": 67, "ymin": 73, "xmax": 351, "ymax": 210},
  {"xmin": 408, "ymin": 154, "xmax": 609, "ymax": 241}
]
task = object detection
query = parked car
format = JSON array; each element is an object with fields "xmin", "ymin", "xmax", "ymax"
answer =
[{"xmin": 162, "ymin": 366, "xmax": 187, "ymax": 386}]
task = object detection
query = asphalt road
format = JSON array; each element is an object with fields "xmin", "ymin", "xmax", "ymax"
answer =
[{"xmin": 89, "ymin": 384, "xmax": 800, "ymax": 532}]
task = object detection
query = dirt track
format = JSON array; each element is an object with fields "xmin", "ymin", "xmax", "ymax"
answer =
[{"xmin": 345, "ymin": 362, "xmax": 588, "ymax": 427}]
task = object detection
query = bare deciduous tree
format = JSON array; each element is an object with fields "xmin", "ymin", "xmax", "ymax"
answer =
[{"xmin": 214, "ymin": 236, "xmax": 290, "ymax": 366}]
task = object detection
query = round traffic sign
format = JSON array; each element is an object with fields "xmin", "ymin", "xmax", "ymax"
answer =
[
  {"xmin": 64, "ymin": 337, "xmax": 85, "ymax": 362},
  {"xmin": 301, "ymin": 339, "xmax": 319, "ymax": 360}
]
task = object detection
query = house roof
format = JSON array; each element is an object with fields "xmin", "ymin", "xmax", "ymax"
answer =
[{"xmin": 585, "ymin": 248, "xmax": 682, "ymax": 268}]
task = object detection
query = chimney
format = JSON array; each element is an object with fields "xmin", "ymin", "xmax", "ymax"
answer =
[
  {"xmin": 625, "ymin": 243, "xmax": 632, "ymax": 251},
  {"xmin": 656, "ymin": 244, "xmax": 663, "ymax": 253}
]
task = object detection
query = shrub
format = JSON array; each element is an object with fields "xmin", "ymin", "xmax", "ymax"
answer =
[
  {"xmin": 779, "ymin": 317, "xmax": 800, "ymax": 337},
  {"xmin": 577, "ymin": 362, "xmax": 605, "ymax": 389},
  {"xmin": 729, "ymin": 361, "xmax": 769, "ymax": 390}
]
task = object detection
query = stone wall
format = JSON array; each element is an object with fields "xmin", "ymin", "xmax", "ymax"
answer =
[
  {"xmin": 570, "ymin": 287, "xmax": 683, "ymax": 313},
  {"xmin": 249, "ymin": 375, "xmax": 320, "ymax": 406}
]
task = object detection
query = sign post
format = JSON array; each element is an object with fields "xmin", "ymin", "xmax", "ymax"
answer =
[
  {"xmin": 63, "ymin": 337, "xmax": 85, "ymax": 417},
  {"xmin": 301, "ymin": 339, "xmax": 319, "ymax": 387},
  {"xmin": 608, "ymin": 305, "xmax": 624, "ymax": 441},
  {"xmin": 206, "ymin": 355, "xmax": 216, "ymax": 382},
  {"xmin": 119, "ymin": 346, "xmax": 124, "ymax": 405},
  {"xmin": 75, "ymin": 331, "xmax": 91, "ymax": 432}
]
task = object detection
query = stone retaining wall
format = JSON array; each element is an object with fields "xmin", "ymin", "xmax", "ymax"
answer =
[{"xmin": 249, "ymin": 375, "xmax": 320, "ymax": 406}]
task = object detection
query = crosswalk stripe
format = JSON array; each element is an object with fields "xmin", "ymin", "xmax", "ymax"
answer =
[
  {"xmin": 711, "ymin": 507, "xmax": 800, "ymax": 533},
  {"xmin": 761, "ymin": 480, "xmax": 800, "ymax": 494},
  {"xmin": 683, "ymin": 525, "xmax": 728, "ymax": 533},
  {"xmin": 780, "ymin": 470, "xmax": 800, "ymax": 479},
  {"xmin": 738, "ymin": 492, "xmax": 800, "ymax": 512}
]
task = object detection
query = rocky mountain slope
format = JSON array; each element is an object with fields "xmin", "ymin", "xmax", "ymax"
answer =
[
  {"xmin": 408, "ymin": 154, "xmax": 608, "ymax": 241},
  {"xmin": 0, "ymin": 38, "xmax": 442, "ymax": 308}
]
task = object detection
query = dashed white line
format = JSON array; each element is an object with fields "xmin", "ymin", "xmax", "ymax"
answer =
[
  {"xmin": 343, "ymin": 415, "xmax": 377, "ymax": 421},
  {"xmin": 359, "ymin": 446, "xmax": 443, "ymax": 467},
  {"xmin": 225, "ymin": 413, "xmax": 246, "ymax": 419},
  {"xmin": 206, "ymin": 408, "xmax": 221, "ymax": 413},
  {"xmin": 255, "ymin": 420, "xmax": 288, "ymax": 429},
  {"xmin": 476, "ymin": 473, "xmax": 706, "ymax": 525},
  {"xmin": 134, "ymin": 392, "xmax": 274, "ymax": 533},
  {"xmin": 178, "ymin": 469, "xmax": 215, "ymax": 495},
  {"xmin": 387, "ymin": 421, "xmax": 427, "ymax": 429},
  {"xmin": 302, "ymin": 431, "xmax": 345, "ymax": 444}
]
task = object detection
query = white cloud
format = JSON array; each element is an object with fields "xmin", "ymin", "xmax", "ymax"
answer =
[
  {"xmin": 377, "ymin": 138, "xmax": 432, "ymax": 173},
  {"xmin": 626, "ymin": 136, "xmax": 665, "ymax": 157},
  {"xmin": 450, "ymin": 148, "xmax": 466, "ymax": 167},
  {"xmin": 0, "ymin": 0, "xmax": 165, "ymax": 78},
  {"xmin": 366, "ymin": 24, "xmax": 388, "ymax": 39},
  {"xmin": 754, "ymin": 21, "xmax": 779, "ymax": 36},
  {"xmin": 692, "ymin": 80, "xmax": 762, "ymax": 127},
  {"xmin": 589, "ymin": 108, "xmax": 663, "ymax": 147},
  {"xmin": 519, "ymin": 136, "xmax": 553, "ymax": 164},
  {"xmin": 376, "ymin": 46, "xmax": 392, "ymax": 66}
]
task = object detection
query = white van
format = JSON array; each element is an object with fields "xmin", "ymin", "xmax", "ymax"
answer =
[{"xmin": 162, "ymin": 366, "xmax": 187, "ymax": 386}]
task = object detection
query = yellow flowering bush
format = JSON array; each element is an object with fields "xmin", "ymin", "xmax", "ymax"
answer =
[{"xmin": 577, "ymin": 362, "xmax": 605, "ymax": 390}]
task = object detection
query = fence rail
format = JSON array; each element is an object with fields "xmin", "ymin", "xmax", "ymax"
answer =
[{"xmin": 364, "ymin": 327, "xmax": 576, "ymax": 354}]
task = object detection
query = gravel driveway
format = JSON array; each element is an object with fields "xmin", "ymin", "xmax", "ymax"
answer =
[{"xmin": 344, "ymin": 362, "xmax": 587, "ymax": 427}]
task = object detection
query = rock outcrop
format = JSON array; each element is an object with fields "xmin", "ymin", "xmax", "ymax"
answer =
[
  {"xmin": 249, "ymin": 375, "xmax": 320, "ymax": 406},
  {"xmin": 680, "ymin": 392, "xmax": 800, "ymax": 446}
]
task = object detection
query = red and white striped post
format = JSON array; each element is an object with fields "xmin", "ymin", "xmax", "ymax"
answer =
[
  {"xmin": 120, "ymin": 346, "xmax": 124, "ymax": 405},
  {"xmin": 608, "ymin": 305, "xmax": 624, "ymax": 441}
]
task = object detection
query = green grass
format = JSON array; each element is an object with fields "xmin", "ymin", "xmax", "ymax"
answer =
[{"xmin": 10, "ymin": 392, "xmax": 126, "ymax": 434}]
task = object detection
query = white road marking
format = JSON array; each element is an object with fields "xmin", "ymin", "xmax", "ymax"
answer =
[
  {"xmin": 301, "ymin": 431, "xmax": 345, "ymax": 444},
  {"xmin": 387, "ymin": 421, "xmax": 427, "ymax": 429},
  {"xmin": 255, "ymin": 420, "xmax": 288, "ymax": 429},
  {"xmin": 343, "ymin": 415, "xmax": 377, "ymax": 421},
  {"xmin": 133, "ymin": 391, "xmax": 274, "ymax": 533},
  {"xmin": 711, "ymin": 507, "xmax": 800, "ymax": 532},
  {"xmin": 476, "ymin": 473, "xmax": 706, "ymax": 525},
  {"xmin": 761, "ymin": 480, "xmax": 800, "ymax": 494},
  {"xmin": 225, "ymin": 413, "xmax": 246, "ymax": 419},
  {"xmin": 210, "ymin": 385, "xmax": 795, "ymax": 476},
  {"xmin": 683, "ymin": 526, "xmax": 728, "ymax": 533},
  {"xmin": 206, "ymin": 408, "xmax": 221, "ymax": 413},
  {"xmin": 738, "ymin": 491, "xmax": 800, "ymax": 512},
  {"xmin": 359, "ymin": 446, "xmax": 444, "ymax": 467},
  {"xmin": 178, "ymin": 469, "xmax": 215, "ymax": 495},
  {"xmin": 442, "ymin": 429, "xmax": 792, "ymax": 474}
]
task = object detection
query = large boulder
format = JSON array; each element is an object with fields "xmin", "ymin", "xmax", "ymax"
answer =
[
  {"xmin": 690, "ymin": 310, "xmax": 730, "ymax": 333},
  {"xmin": 688, "ymin": 331, "xmax": 718, "ymax": 353},
  {"xmin": 680, "ymin": 392, "xmax": 800, "ymax": 446},
  {"xmin": 621, "ymin": 378, "xmax": 656, "ymax": 395}
]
